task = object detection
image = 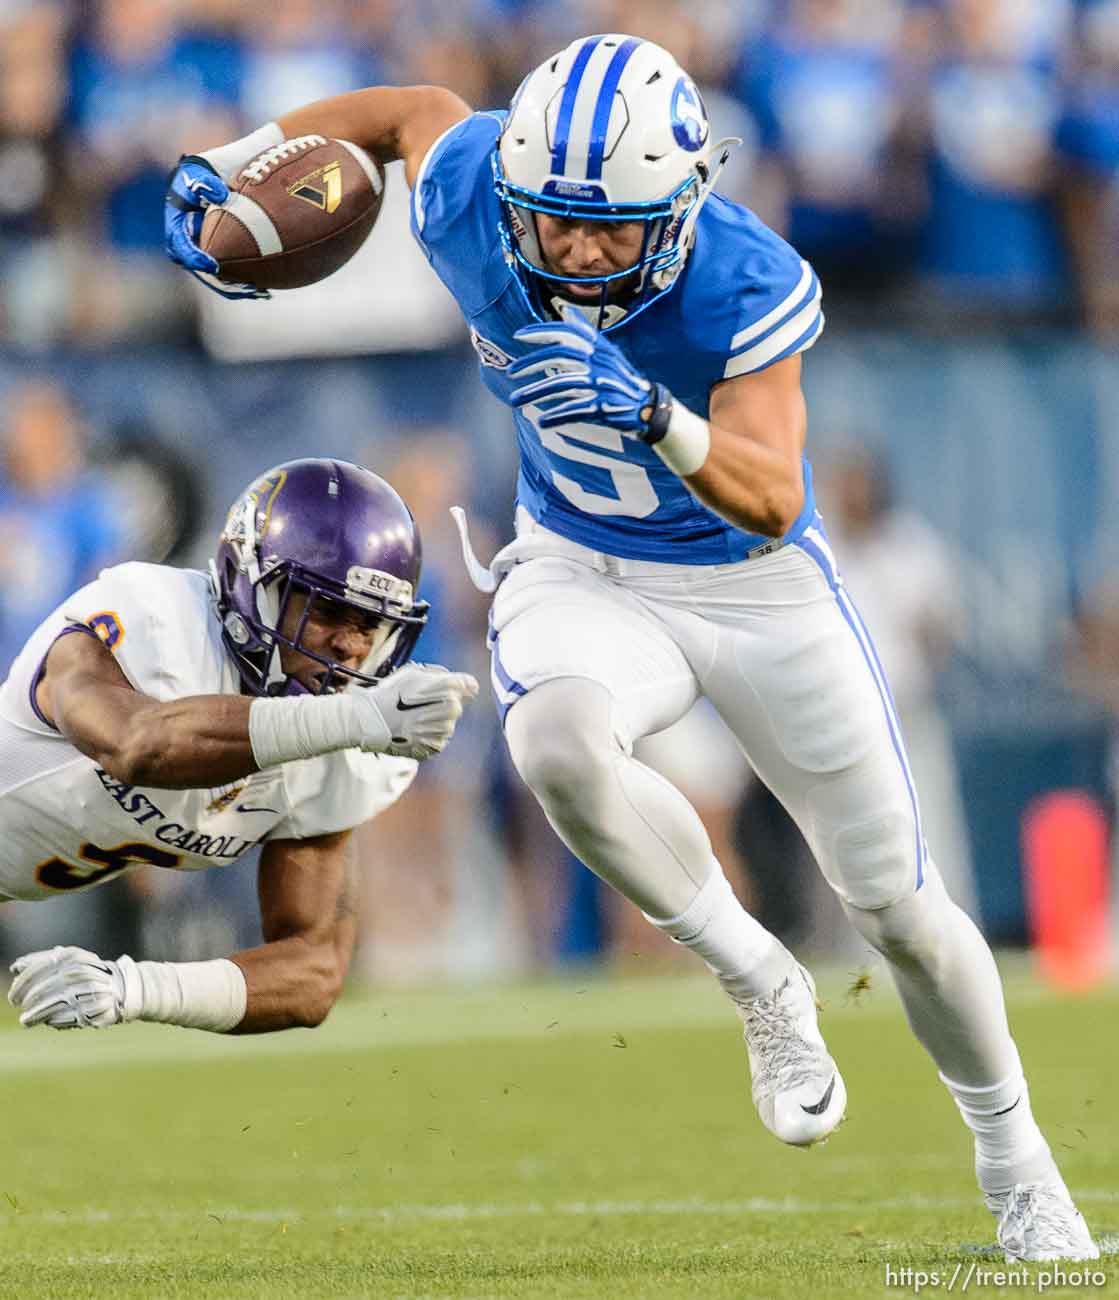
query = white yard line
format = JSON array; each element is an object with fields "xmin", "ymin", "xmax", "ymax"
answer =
[{"xmin": 4, "ymin": 1192, "xmax": 1119, "ymax": 1228}]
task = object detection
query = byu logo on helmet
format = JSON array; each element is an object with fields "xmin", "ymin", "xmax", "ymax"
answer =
[{"xmin": 671, "ymin": 78, "xmax": 708, "ymax": 152}]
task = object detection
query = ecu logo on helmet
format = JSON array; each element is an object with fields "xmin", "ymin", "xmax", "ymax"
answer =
[{"xmin": 288, "ymin": 162, "xmax": 343, "ymax": 214}]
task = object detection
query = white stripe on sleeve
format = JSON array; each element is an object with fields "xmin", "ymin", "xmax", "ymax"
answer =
[
  {"xmin": 728, "ymin": 260, "xmax": 813, "ymax": 353},
  {"xmin": 722, "ymin": 288, "xmax": 824, "ymax": 379}
]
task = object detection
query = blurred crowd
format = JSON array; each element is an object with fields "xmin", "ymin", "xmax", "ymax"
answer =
[
  {"xmin": 1, "ymin": 0, "xmax": 1118, "ymax": 346},
  {"xmin": 2, "ymin": 0, "xmax": 1118, "ymax": 983}
]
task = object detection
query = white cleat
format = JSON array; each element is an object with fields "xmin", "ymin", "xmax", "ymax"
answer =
[
  {"xmin": 735, "ymin": 963, "xmax": 847, "ymax": 1147},
  {"xmin": 985, "ymin": 1177, "xmax": 1100, "ymax": 1263}
]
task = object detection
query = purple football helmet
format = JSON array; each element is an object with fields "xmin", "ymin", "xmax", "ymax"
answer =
[{"xmin": 212, "ymin": 458, "xmax": 428, "ymax": 696}]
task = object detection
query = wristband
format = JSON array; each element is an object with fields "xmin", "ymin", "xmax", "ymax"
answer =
[
  {"xmin": 249, "ymin": 692, "xmax": 384, "ymax": 769},
  {"xmin": 201, "ymin": 122, "xmax": 285, "ymax": 181},
  {"xmin": 642, "ymin": 382, "xmax": 675, "ymax": 444},
  {"xmin": 645, "ymin": 390, "xmax": 710, "ymax": 477},
  {"xmin": 117, "ymin": 955, "xmax": 247, "ymax": 1033}
]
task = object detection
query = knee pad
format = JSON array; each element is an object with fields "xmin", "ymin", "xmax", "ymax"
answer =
[
  {"xmin": 504, "ymin": 679, "xmax": 619, "ymax": 811},
  {"xmin": 820, "ymin": 807, "xmax": 921, "ymax": 911}
]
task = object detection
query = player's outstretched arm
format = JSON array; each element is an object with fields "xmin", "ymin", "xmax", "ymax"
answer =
[
  {"xmin": 164, "ymin": 86, "xmax": 469, "ymax": 289},
  {"xmin": 38, "ymin": 629, "xmax": 477, "ymax": 790},
  {"xmin": 9, "ymin": 830, "xmax": 361, "ymax": 1034},
  {"xmin": 277, "ymin": 86, "xmax": 471, "ymax": 187}
]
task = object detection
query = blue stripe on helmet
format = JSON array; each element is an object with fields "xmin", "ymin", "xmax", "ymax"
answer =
[
  {"xmin": 586, "ymin": 37, "xmax": 641, "ymax": 181},
  {"xmin": 551, "ymin": 37, "xmax": 603, "ymax": 177}
]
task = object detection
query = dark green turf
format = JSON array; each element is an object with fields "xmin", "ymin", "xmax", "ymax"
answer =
[{"xmin": 0, "ymin": 965, "xmax": 1115, "ymax": 1298}]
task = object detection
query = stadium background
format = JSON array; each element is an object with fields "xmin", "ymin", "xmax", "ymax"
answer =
[{"xmin": 2, "ymin": 0, "xmax": 1118, "ymax": 990}]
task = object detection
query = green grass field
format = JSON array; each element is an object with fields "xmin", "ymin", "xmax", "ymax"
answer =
[{"xmin": 0, "ymin": 960, "xmax": 1115, "ymax": 1299}]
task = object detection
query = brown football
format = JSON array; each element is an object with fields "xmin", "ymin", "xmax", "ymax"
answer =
[{"xmin": 198, "ymin": 135, "xmax": 385, "ymax": 291}]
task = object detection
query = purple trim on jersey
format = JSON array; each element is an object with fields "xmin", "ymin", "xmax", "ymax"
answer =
[
  {"xmin": 794, "ymin": 526, "xmax": 926, "ymax": 891},
  {"xmin": 586, "ymin": 38, "xmax": 641, "ymax": 181},
  {"xmin": 28, "ymin": 623, "xmax": 101, "ymax": 731}
]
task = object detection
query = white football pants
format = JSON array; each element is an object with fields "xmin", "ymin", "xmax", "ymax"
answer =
[{"xmin": 493, "ymin": 513, "xmax": 1019, "ymax": 1087}]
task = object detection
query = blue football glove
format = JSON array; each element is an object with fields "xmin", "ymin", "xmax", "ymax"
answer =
[
  {"xmin": 164, "ymin": 155, "xmax": 269, "ymax": 301},
  {"xmin": 509, "ymin": 308, "xmax": 659, "ymax": 435}
]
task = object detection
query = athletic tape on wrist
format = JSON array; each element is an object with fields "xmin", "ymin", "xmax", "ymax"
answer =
[
  {"xmin": 249, "ymin": 693, "xmax": 365, "ymax": 769},
  {"xmin": 202, "ymin": 122, "xmax": 284, "ymax": 181},
  {"xmin": 651, "ymin": 400, "xmax": 710, "ymax": 477},
  {"xmin": 131, "ymin": 957, "xmax": 247, "ymax": 1033}
]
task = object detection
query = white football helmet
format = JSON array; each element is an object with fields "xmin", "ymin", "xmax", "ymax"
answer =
[{"xmin": 494, "ymin": 33, "xmax": 737, "ymax": 331}]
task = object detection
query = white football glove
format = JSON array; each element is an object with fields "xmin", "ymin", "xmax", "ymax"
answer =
[
  {"xmin": 350, "ymin": 663, "xmax": 479, "ymax": 761},
  {"xmin": 8, "ymin": 946, "xmax": 142, "ymax": 1031}
]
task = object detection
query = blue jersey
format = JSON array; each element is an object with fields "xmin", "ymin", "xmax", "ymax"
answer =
[{"xmin": 410, "ymin": 112, "xmax": 824, "ymax": 564}]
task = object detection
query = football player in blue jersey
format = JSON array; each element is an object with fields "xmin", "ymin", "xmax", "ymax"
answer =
[{"xmin": 164, "ymin": 35, "xmax": 1098, "ymax": 1262}]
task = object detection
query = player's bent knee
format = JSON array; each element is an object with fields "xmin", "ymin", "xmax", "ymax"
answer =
[
  {"xmin": 824, "ymin": 808, "xmax": 920, "ymax": 911},
  {"xmin": 505, "ymin": 679, "xmax": 618, "ymax": 809},
  {"xmin": 843, "ymin": 867, "xmax": 953, "ymax": 976}
]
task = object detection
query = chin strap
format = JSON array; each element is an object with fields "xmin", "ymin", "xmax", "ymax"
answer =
[{"xmin": 546, "ymin": 295, "xmax": 628, "ymax": 331}]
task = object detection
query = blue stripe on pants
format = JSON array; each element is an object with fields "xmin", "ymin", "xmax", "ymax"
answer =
[
  {"xmin": 490, "ymin": 634, "xmax": 528, "ymax": 725},
  {"xmin": 795, "ymin": 530, "xmax": 926, "ymax": 890}
]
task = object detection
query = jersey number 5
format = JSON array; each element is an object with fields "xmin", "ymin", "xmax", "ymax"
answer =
[
  {"xmin": 36, "ymin": 841, "xmax": 182, "ymax": 892},
  {"xmin": 527, "ymin": 410, "xmax": 660, "ymax": 519}
]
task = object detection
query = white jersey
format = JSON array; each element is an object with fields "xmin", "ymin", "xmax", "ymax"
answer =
[{"xmin": 0, "ymin": 562, "xmax": 417, "ymax": 902}]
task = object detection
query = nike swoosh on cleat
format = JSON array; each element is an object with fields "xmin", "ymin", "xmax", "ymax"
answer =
[
  {"xmin": 397, "ymin": 696, "xmax": 444, "ymax": 712},
  {"xmin": 801, "ymin": 1075, "xmax": 836, "ymax": 1116}
]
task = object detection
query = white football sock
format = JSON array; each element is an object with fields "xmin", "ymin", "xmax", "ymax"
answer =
[
  {"xmin": 646, "ymin": 869, "xmax": 791, "ymax": 999},
  {"xmin": 843, "ymin": 862, "xmax": 1059, "ymax": 1191},
  {"xmin": 942, "ymin": 1070, "xmax": 1055, "ymax": 1192}
]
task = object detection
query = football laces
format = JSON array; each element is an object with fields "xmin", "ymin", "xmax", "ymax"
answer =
[{"xmin": 240, "ymin": 136, "xmax": 327, "ymax": 184}]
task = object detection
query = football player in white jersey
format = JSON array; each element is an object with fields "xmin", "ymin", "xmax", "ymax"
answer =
[
  {"xmin": 164, "ymin": 37, "xmax": 1098, "ymax": 1260},
  {"xmin": 1, "ymin": 457, "xmax": 477, "ymax": 1037}
]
